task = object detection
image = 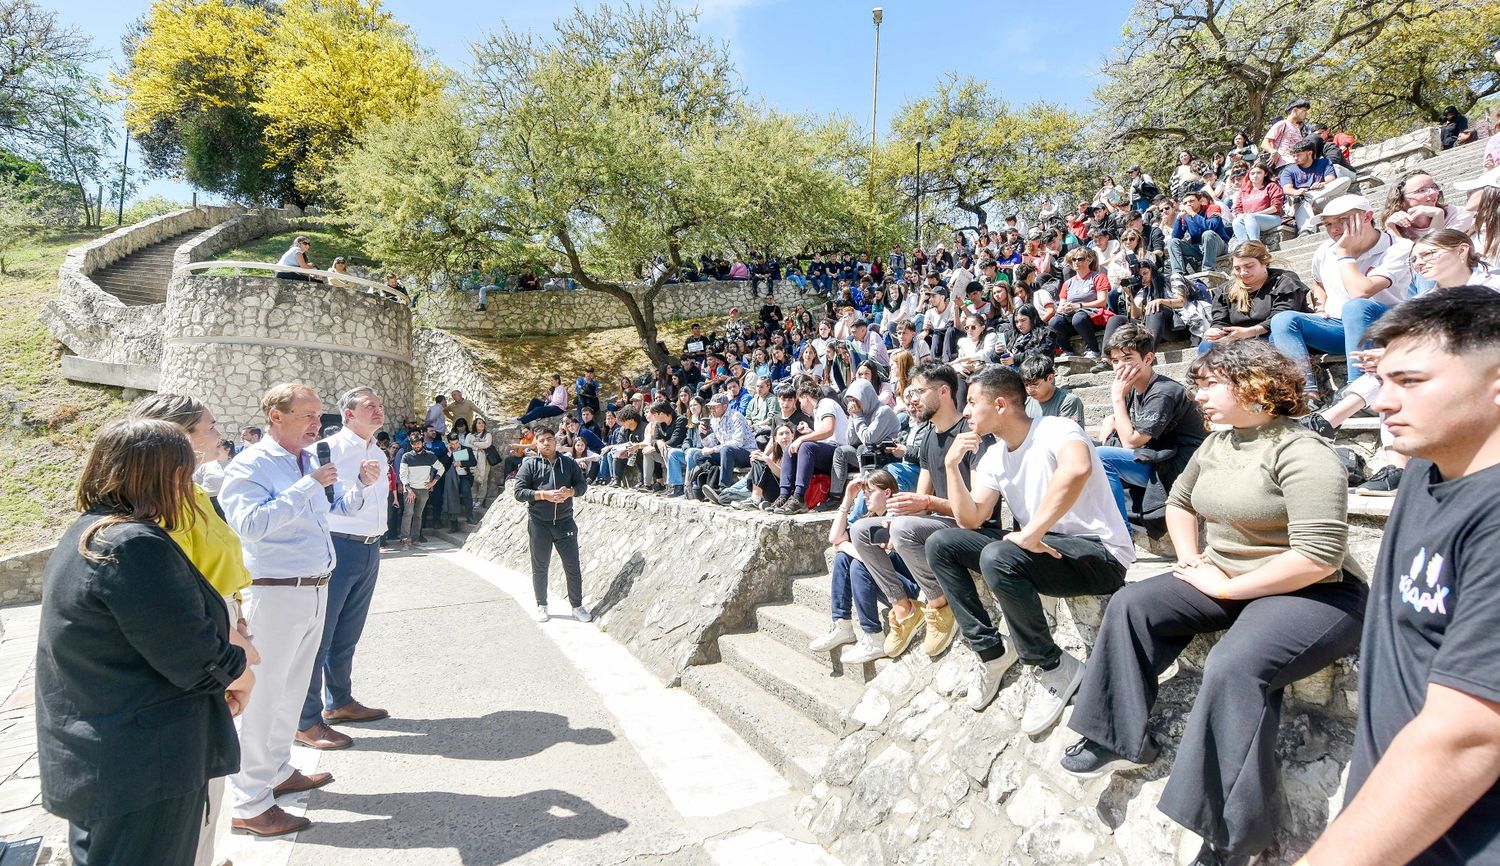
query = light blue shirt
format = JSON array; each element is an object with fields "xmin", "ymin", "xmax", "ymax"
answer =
[{"xmin": 220, "ymin": 437, "xmax": 367, "ymax": 580}]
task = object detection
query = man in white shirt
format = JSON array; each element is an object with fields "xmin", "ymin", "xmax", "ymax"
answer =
[
  {"xmin": 1269, "ymin": 194, "xmax": 1412, "ymax": 402},
  {"xmin": 928, "ymin": 365, "xmax": 1132, "ymax": 736},
  {"xmin": 297, "ymin": 387, "xmax": 392, "ymax": 752},
  {"xmin": 922, "ymin": 286, "xmax": 958, "ymax": 362},
  {"xmin": 772, "ymin": 379, "xmax": 850, "ymax": 514}
]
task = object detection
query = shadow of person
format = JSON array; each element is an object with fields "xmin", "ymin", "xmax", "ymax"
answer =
[
  {"xmin": 590, "ymin": 551, "xmax": 645, "ymax": 619},
  {"xmin": 302, "ymin": 788, "xmax": 629, "ymax": 864},
  {"xmin": 352, "ymin": 710, "xmax": 615, "ymax": 762}
]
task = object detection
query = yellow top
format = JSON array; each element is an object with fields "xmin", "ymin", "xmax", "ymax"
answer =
[{"xmin": 164, "ymin": 485, "xmax": 252, "ymax": 596}]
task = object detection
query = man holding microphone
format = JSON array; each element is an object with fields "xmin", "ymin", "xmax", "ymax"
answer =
[
  {"xmin": 220, "ymin": 383, "xmax": 380, "ymax": 837},
  {"xmin": 297, "ymin": 387, "xmax": 391, "ymax": 753}
]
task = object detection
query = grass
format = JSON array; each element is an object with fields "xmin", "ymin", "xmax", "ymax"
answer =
[
  {"xmin": 455, "ymin": 320, "xmax": 706, "ymax": 419},
  {"xmin": 205, "ymin": 223, "xmax": 379, "ymax": 275},
  {"xmin": 0, "ymin": 229, "xmax": 134, "ymax": 557}
]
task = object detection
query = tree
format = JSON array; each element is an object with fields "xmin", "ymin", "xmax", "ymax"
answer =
[
  {"xmin": 117, "ymin": 0, "xmax": 442, "ymax": 206},
  {"xmin": 336, "ymin": 3, "xmax": 863, "ymax": 369},
  {"xmin": 1096, "ymin": 0, "xmax": 1440, "ymax": 172}
]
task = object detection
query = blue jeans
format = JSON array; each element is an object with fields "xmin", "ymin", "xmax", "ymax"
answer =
[
  {"xmin": 1269, "ymin": 301, "xmax": 1389, "ymax": 392},
  {"xmin": 1167, "ymin": 233, "xmax": 1227, "ymax": 274},
  {"xmin": 519, "ymin": 400, "xmax": 564, "ymax": 425},
  {"xmin": 301, "ymin": 535, "xmax": 381, "ymax": 728},
  {"xmin": 831, "ymin": 550, "xmax": 918, "ymax": 633},
  {"xmin": 1231, "ymin": 213, "xmax": 1282, "ymax": 243},
  {"xmin": 1097, "ymin": 445, "xmax": 1154, "ymax": 525}
]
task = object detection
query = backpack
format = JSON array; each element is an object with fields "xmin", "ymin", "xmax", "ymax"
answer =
[{"xmin": 805, "ymin": 474, "xmax": 832, "ymax": 509}]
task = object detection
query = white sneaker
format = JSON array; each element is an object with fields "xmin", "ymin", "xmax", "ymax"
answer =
[
  {"xmin": 573, "ymin": 605, "xmax": 593, "ymax": 623},
  {"xmin": 1021, "ymin": 650, "xmax": 1084, "ymax": 736},
  {"xmin": 808, "ymin": 619, "xmax": 856, "ymax": 653},
  {"xmin": 842, "ymin": 631, "xmax": 887, "ymax": 664},
  {"xmin": 966, "ymin": 642, "xmax": 1020, "ymax": 711},
  {"xmin": 533, "ymin": 605, "xmax": 550, "ymax": 623}
]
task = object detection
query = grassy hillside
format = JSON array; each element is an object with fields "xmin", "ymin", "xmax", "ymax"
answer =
[
  {"xmin": 0, "ymin": 230, "xmax": 133, "ymax": 556},
  {"xmin": 211, "ymin": 223, "xmax": 377, "ymax": 270}
]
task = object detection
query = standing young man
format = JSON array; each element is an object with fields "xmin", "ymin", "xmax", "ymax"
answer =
[
  {"xmin": 1300, "ymin": 287, "xmax": 1500, "ymax": 866},
  {"xmin": 514, "ymin": 427, "xmax": 591, "ymax": 624},
  {"xmin": 927, "ymin": 365, "xmax": 1132, "ymax": 732}
]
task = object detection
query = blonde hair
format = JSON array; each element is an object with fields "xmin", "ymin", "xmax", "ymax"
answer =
[
  {"xmin": 1227, "ymin": 241, "xmax": 1275, "ymax": 314},
  {"xmin": 260, "ymin": 383, "xmax": 318, "ymax": 417}
]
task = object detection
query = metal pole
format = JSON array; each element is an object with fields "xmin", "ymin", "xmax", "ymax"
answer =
[
  {"xmin": 915, "ymin": 139, "xmax": 921, "ymax": 251},
  {"xmin": 116, "ymin": 134, "xmax": 129, "ymax": 226},
  {"xmin": 868, "ymin": 8, "xmax": 882, "ymax": 262}
]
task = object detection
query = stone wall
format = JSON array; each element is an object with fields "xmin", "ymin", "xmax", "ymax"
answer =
[
  {"xmin": 461, "ymin": 490, "xmax": 831, "ymax": 684},
  {"xmin": 158, "ymin": 275, "xmax": 414, "ymax": 433},
  {"xmin": 417, "ymin": 280, "xmax": 829, "ymax": 337},
  {"xmin": 0, "ymin": 545, "xmax": 52, "ymax": 607},
  {"xmin": 411, "ymin": 328, "xmax": 506, "ymax": 424},
  {"xmin": 1354, "ymin": 126, "xmax": 1441, "ymax": 186},
  {"xmin": 176, "ymin": 209, "xmax": 296, "ymax": 270},
  {"xmin": 42, "ymin": 206, "xmax": 243, "ymax": 367}
]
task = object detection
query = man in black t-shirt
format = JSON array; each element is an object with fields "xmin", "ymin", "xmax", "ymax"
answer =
[
  {"xmin": 759, "ymin": 294, "xmax": 784, "ymax": 337},
  {"xmin": 681, "ymin": 323, "xmax": 708, "ymax": 362},
  {"xmin": 1302, "ymin": 287, "xmax": 1500, "ymax": 866},
  {"xmin": 1096, "ymin": 323, "xmax": 1204, "ymax": 531}
]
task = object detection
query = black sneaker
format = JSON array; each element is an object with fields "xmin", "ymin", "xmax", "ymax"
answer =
[
  {"xmin": 1189, "ymin": 841, "xmax": 1260, "ymax": 866},
  {"xmin": 700, "ymin": 485, "xmax": 722, "ymax": 505},
  {"xmin": 812, "ymin": 495, "xmax": 842, "ymax": 513},
  {"xmin": 1060, "ymin": 736, "xmax": 1159, "ymax": 780},
  {"xmin": 1355, "ymin": 465, "xmax": 1403, "ymax": 497},
  {"xmin": 768, "ymin": 494, "xmax": 790, "ymax": 511},
  {"xmin": 777, "ymin": 497, "xmax": 808, "ymax": 515},
  {"xmin": 1298, "ymin": 412, "xmax": 1336, "ymax": 440}
]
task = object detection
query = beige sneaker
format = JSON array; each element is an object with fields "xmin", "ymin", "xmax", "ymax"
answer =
[
  {"xmin": 921, "ymin": 604, "xmax": 958, "ymax": 657},
  {"xmin": 882, "ymin": 604, "xmax": 927, "ymax": 658}
]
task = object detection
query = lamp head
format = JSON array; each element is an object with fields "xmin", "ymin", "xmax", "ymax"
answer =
[{"xmin": 872, "ymin": 7, "xmax": 883, "ymax": 24}]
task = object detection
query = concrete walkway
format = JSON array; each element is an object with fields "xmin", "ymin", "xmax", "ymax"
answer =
[{"xmin": 0, "ymin": 541, "xmax": 840, "ymax": 866}]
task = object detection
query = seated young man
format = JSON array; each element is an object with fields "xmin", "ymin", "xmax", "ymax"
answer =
[
  {"xmin": 1268, "ymin": 194, "xmax": 1411, "ymax": 406},
  {"xmin": 640, "ymin": 401, "xmax": 688, "ymax": 494},
  {"xmin": 1096, "ymin": 323, "xmax": 1205, "ymax": 533},
  {"xmin": 771, "ymin": 379, "xmax": 851, "ymax": 514},
  {"xmin": 928, "ymin": 365, "xmax": 1133, "ymax": 734},
  {"xmin": 1279, "ymin": 136, "xmax": 1353, "ymax": 234},
  {"xmin": 1020, "ymin": 354, "xmax": 1085, "ymax": 427},
  {"xmin": 597, "ymin": 406, "xmax": 644, "ymax": 485},
  {"xmin": 670, "ymin": 393, "xmax": 756, "ymax": 504}
]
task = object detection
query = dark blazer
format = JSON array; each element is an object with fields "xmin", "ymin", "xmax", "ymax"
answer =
[{"xmin": 36, "ymin": 512, "xmax": 244, "ymax": 822}]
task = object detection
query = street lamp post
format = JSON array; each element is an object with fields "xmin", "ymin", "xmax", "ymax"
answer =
[
  {"xmin": 914, "ymin": 138, "xmax": 921, "ymax": 251},
  {"xmin": 868, "ymin": 7, "xmax": 882, "ymax": 262}
]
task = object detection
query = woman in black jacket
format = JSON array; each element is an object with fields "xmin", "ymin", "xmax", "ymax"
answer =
[
  {"xmin": 1199, "ymin": 241, "xmax": 1308, "ymax": 355},
  {"xmin": 38, "ymin": 418, "xmax": 252, "ymax": 866}
]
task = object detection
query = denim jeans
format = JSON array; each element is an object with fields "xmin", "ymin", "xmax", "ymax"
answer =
[
  {"xmin": 1167, "ymin": 232, "xmax": 1227, "ymax": 274},
  {"xmin": 1231, "ymin": 213, "xmax": 1282, "ymax": 243},
  {"xmin": 1268, "ymin": 301, "xmax": 1389, "ymax": 392},
  {"xmin": 830, "ymin": 550, "xmax": 918, "ymax": 633},
  {"xmin": 1096, "ymin": 445, "xmax": 1154, "ymax": 525},
  {"xmin": 300, "ymin": 535, "xmax": 380, "ymax": 729}
]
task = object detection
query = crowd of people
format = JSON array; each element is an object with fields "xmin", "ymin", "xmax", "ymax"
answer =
[{"xmin": 27, "ymin": 106, "xmax": 1500, "ymax": 866}]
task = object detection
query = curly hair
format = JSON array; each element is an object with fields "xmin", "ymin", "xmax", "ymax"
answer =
[{"xmin": 1188, "ymin": 340, "xmax": 1308, "ymax": 418}]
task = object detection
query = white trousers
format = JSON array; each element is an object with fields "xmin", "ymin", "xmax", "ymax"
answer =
[{"xmin": 229, "ymin": 585, "xmax": 326, "ymax": 819}]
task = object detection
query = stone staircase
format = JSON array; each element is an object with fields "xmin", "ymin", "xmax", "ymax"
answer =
[{"xmin": 86, "ymin": 229, "xmax": 200, "ymax": 306}]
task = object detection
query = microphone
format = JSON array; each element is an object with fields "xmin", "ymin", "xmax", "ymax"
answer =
[{"xmin": 316, "ymin": 442, "xmax": 335, "ymax": 503}]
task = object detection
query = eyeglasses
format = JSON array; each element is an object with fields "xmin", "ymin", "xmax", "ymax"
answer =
[
  {"xmin": 1406, "ymin": 184, "xmax": 1440, "ymax": 196},
  {"xmin": 1411, "ymin": 247, "xmax": 1450, "ymax": 262}
]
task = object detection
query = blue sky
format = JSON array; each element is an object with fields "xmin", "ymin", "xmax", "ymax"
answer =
[{"xmin": 56, "ymin": 0, "xmax": 1132, "ymax": 205}]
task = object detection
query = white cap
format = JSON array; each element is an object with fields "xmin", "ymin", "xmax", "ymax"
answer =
[
  {"xmin": 1319, "ymin": 193, "xmax": 1374, "ymax": 218},
  {"xmin": 1455, "ymin": 165, "xmax": 1500, "ymax": 192}
]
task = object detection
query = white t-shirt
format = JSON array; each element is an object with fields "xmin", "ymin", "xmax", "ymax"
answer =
[
  {"xmin": 924, "ymin": 302, "xmax": 954, "ymax": 331},
  {"xmin": 974, "ymin": 416, "xmax": 1135, "ymax": 566},
  {"xmin": 815, "ymin": 397, "xmax": 851, "ymax": 446},
  {"xmin": 1311, "ymin": 231, "xmax": 1412, "ymax": 319}
]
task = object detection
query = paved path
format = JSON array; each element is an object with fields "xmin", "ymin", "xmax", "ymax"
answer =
[{"xmin": 0, "ymin": 541, "xmax": 841, "ymax": 866}]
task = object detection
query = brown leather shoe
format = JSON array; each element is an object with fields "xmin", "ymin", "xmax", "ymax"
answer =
[
  {"xmin": 273, "ymin": 769, "xmax": 334, "ymax": 798},
  {"xmin": 231, "ymin": 805, "xmax": 311, "ymax": 837},
  {"xmin": 295, "ymin": 722, "xmax": 352, "ymax": 750},
  {"xmin": 323, "ymin": 701, "xmax": 390, "ymax": 724}
]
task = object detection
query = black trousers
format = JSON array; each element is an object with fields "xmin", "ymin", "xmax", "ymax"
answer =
[
  {"xmin": 927, "ymin": 529, "xmax": 1126, "ymax": 666},
  {"xmin": 529, "ymin": 515, "xmax": 583, "ymax": 608},
  {"xmin": 1067, "ymin": 573, "xmax": 1366, "ymax": 857},
  {"xmin": 69, "ymin": 783, "xmax": 208, "ymax": 866}
]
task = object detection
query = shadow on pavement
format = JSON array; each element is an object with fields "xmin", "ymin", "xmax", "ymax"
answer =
[
  {"xmin": 302, "ymin": 788, "xmax": 628, "ymax": 864},
  {"xmin": 349, "ymin": 710, "xmax": 616, "ymax": 761}
]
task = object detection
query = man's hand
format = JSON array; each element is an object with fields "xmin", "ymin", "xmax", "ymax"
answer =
[
  {"xmin": 405, "ymin": 489, "xmax": 415, "ymax": 504},
  {"xmin": 1003, "ymin": 531, "xmax": 1060, "ymax": 558},
  {"xmin": 1110, "ymin": 361, "xmax": 1137, "ymax": 404},
  {"xmin": 310, "ymin": 462, "xmax": 338, "ymax": 488},
  {"xmin": 886, "ymin": 492, "xmax": 930, "ymax": 516},
  {"xmin": 789, "ymin": 438, "xmax": 803, "ymax": 455},
  {"xmin": 946, "ymin": 431, "xmax": 982, "ymax": 468},
  {"xmin": 1352, "ymin": 347, "xmax": 1385, "ymax": 375},
  {"xmin": 358, "ymin": 459, "xmax": 381, "ymax": 486}
]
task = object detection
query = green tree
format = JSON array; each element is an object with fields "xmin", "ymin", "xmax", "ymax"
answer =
[{"xmin": 337, "ymin": 3, "xmax": 863, "ymax": 368}]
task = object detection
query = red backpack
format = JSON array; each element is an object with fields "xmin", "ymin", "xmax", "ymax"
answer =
[{"xmin": 805, "ymin": 474, "xmax": 832, "ymax": 509}]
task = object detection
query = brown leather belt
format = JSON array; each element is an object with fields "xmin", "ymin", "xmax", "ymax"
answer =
[
  {"xmin": 251, "ymin": 573, "xmax": 331, "ymax": 588},
  {"xmin": 331, "ymin": 532, "xmax": 384, "ymax": 545}
]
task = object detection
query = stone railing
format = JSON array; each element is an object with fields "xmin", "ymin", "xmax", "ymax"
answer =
[
  {"xmin": 1352, "ymin": 125, "xmax": 1442, "ymax": 185},
  {"xmin": 175, "ymin": 209, "xmax": 296, "ymax": 272},
  {"xmin": 0, "ymin": 545, "xmax": 52, "ymax": 607},
  {"xmin": 417, "ymin": 280, "xmax": 830, "ymax": 337}
]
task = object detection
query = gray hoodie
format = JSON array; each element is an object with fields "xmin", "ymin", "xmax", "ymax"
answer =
[{"xmin": 845, "ymin": 379, "xmax": 900, "ymax": 447}]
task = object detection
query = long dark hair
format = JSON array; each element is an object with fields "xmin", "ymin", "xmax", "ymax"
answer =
[
  {"xmin": 1472, "ymin": 187, "xmax": 1500, "ymax": 262},
  {"xmin": 76, "ymin": 418, "xmax": 196, "ymax": 561}
]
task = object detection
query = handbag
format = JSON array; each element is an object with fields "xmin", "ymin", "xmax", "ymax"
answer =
[{"xmin": 485, "ymin": 445, "xmax": 501, "ymax": 466}]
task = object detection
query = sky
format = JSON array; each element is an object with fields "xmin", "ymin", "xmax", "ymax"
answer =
[{"xmin": 54, "ymin": 0, "xmax": 1133, "ymax": 206}]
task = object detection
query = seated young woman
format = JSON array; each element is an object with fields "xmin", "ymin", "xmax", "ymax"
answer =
[
  {"xmin": 1197, "ymin": 241, "xmax": 1308, "ymax": 355},
  {"xmin": 1062, "ymin": 339, "xmax": 1367, "ymax": 866}
]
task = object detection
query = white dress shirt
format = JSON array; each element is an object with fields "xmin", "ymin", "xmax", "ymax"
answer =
[{"xmin": 322, "ymin": 426, "xmax": 389, "ymax": 537}]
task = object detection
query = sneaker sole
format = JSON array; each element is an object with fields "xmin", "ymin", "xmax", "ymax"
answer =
[
  {"xmin": 843, "ymin": 648, "xmax": 888, "ymax": 664},
  {"xmin": 809, "ymin": 636, "xmax": 858, "ymax": 653},
  {"xmin": 1061, "ymin": 753, "xmax": 1150, "ymax": 780},
  {"xmin": 1353, "ymin": 488, "xmax": 1399, "ymax": 497},
  {"xmin": 1022, "ymin": 661, "xmax": 1086, "ymax": 736}
]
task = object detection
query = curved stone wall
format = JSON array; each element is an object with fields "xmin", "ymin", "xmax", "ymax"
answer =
[{"xmin": 159, "ymin": 275, "xmax": 414, "ymax": 432}]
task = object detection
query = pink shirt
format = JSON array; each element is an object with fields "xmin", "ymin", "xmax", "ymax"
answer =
[{"xmin": 1264, "ymin": 119, "xmax": 1304, "ymax": 168}]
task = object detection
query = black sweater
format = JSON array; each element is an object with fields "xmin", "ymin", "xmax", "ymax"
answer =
[{"xmin": 514, "ymin": 452, "xmax": 589, "ymax": 522}]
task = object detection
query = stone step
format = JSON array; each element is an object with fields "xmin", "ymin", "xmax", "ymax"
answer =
[
  {"xmin": 792, "ymin": 571, "xmax": 834, "ymax": 610},
  {"xmin": 755, "ymin": 600, "xmax": 888, "ymax": 683},
  {"xmin": 717, "ymin": 631, "xmax": 865, "ymax": 735},
  {"xmin": 679, "ymin": 662, "xmax": 836, "ymax": 789}
]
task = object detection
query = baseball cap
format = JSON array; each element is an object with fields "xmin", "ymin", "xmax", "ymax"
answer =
[
  {"xmin": 1455, "ymin": 165, "xmax": 1500, "ymax": 192},
  {"xmin": 1319, "ymin": 194, "xmax": 1374, "ymax": 218},
  {"xmin": 926, "ymin": 286, "xmax": 949, "ymax": 297},
  {"xmin": 1287, "ymin": 98, "xmax": 1310, "ymax": 112},
  {"xmin": 709, "ymin": 393, "xmax": 730, "ymax": 407},
  {"xmin": 729, "ymin": 306, "xmax": 739, "ymax": 314}
]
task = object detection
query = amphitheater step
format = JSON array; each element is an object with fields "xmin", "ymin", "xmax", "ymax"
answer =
[
  {"xmin": 87, "ymin": 229, "xmax": 201, "ymax": 306},
  {"xmin": 679, "ymin": 662, "xmax": 836, "ymax": 790},
  {"xmin": 755, "ymin": 599, "xmax": 889, "ymax": 683},
  {"xmin": 717, "ymin": 631, "xmax": 866, "ymax": 735}
]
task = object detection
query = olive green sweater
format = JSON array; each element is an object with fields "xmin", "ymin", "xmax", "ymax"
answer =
[{"xmin": 1166, "ymin": 416, "xmax": 1363, "ymax": 582}]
